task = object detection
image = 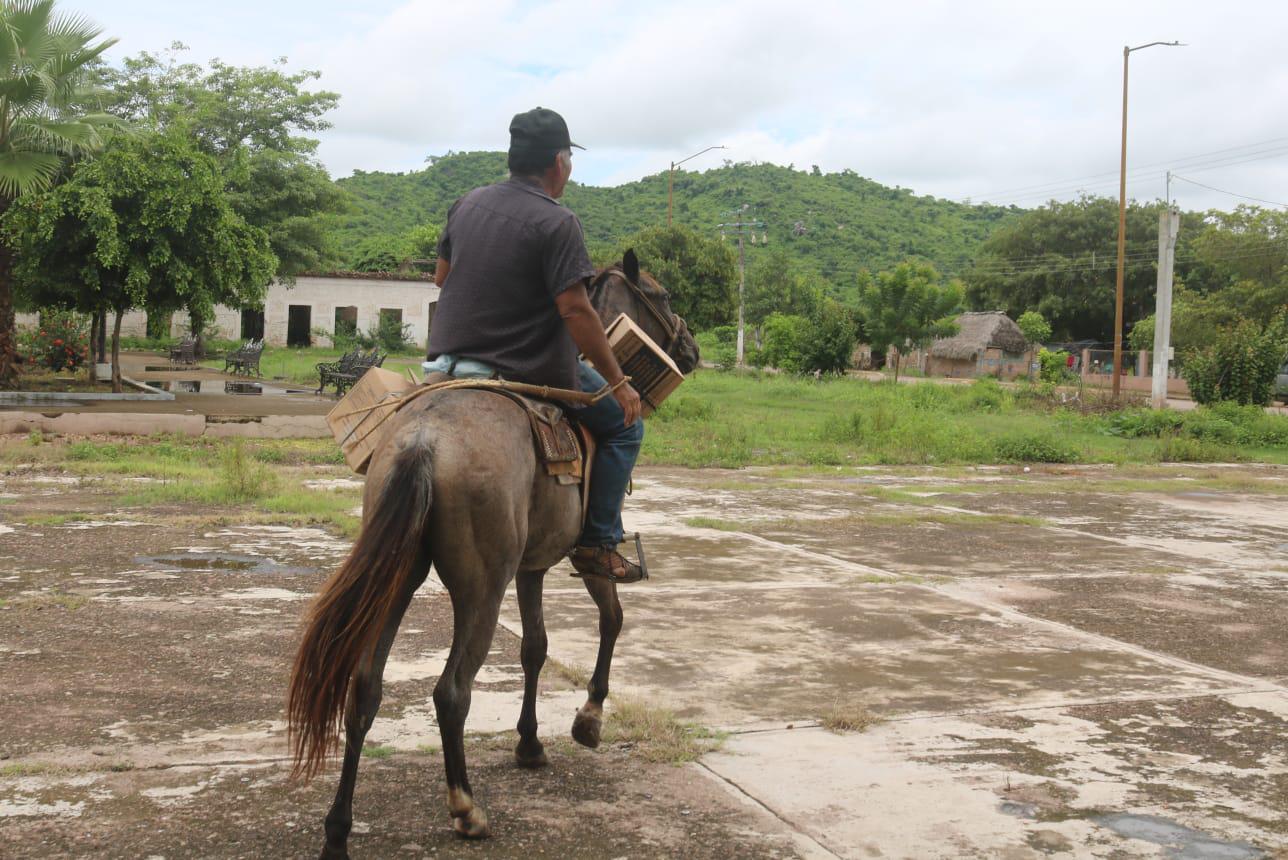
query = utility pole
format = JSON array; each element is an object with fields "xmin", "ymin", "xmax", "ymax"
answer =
[
  {"xmin": 1150, "ymin": 204, "xmax": 1180, "ymax": 409},
  {"xmin": 1112, "ymin": 39, "xmax": 1183, "ymax": 398},
  {"xmin": 718, "ymin": 205, "xmax": 767, "ymax": 367}
]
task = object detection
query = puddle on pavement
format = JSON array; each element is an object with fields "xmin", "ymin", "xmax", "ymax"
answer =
[
  {"xmin": 136, "ymin": 552, "xmax": 304, "ymax": 575},
  {"xmin": 1095, "ymin": 813, "xmax": 1264, "ymax": 859}
]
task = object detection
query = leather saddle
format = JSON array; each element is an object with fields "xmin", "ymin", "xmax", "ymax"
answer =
[{"xmin": 421, "ymin": 371, "xmax": 595, "ymax": 524}]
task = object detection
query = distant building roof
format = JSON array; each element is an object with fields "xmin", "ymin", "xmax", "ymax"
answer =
[{"xmin": 929, "ymin": 311, "xmax": 1029, "ymax": 360}]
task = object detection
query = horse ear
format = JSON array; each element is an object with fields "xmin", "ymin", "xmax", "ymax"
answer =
[{"xmin": 622, "ymin": 248, "xmax": 640, "ymax": 285}]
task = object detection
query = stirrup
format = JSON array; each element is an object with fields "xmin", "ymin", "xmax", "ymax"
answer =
[{"xmin": 568, "ymin": 533, "xmax": 649, "ymax": 583}]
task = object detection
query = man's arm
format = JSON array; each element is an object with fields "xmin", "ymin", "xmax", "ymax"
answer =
[
  {"xmin": 434, "ymin": 257, "xmax": 451, "ymax": 286},
  {"xmin": 555, "ymin": 283, "xmax": 642, "ymax": 426}
]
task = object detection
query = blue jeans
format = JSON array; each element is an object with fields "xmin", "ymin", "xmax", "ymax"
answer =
[{"xmin": 567, "ymin": 361, "xmax": 644, "ymax": 547}]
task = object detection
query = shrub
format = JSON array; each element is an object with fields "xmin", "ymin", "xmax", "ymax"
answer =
[
  {"xmin": 1104, "ymin": 409, "xmax": 1185, "ymax": 438},
  {"xmin": 965, "ymin": 377, "xmax": 1008, "ymax": 413},
  {"xmin": 1181, "ymin": 314, "xmax": 1287, "ymax": 406},
  {"xmin": 1037, "ymin": 348, "xmax": 1073, "ymax": 384},
  {"xmin": 19, "ymin": 311, "xmax": 90, "ymax": 372},
  {"xmin": 992, "ymin": 432, "xmax": 1081, "ymax": 463}
]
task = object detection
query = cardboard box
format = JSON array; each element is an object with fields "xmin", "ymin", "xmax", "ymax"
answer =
[
  {"xmin": 604, "ymin": 313, "xmax": 684, "ymax": 417},
  {"xmin": 326, "ymin": 367, "xmax": 417, "ymax": 474}
]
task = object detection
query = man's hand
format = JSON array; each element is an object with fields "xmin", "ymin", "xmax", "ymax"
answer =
[
  {"xmin": 556, "ymin": 282, "xmax": 643, "ymax": 428},
  {"xmin": 614, "ymin": 381, "xmax": 642, "ymax": 427}
]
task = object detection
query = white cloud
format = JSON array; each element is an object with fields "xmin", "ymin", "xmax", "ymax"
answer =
[{"xmin": 96, "ymin": 0, "xmax": 1288, "ymax": 211}]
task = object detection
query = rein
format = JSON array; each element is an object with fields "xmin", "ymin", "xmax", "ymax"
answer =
[{"xmin": 591, "ymin": 267, "xmax": 679, "ymax": 351}]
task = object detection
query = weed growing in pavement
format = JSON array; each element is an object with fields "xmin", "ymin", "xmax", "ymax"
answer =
[
  {"xmin": 547, "ymin": 657, "xmax": 591, "ymax": 689},
  {"xmin": 820, "ymin": 700, "xmax": 882, "ymax": 734},
  {"xmin": 602, "ymin": 697, "xmax": 726, "ymax": 764},
  {"xmin": 681, "ymin": 516, "xmax": 746, "ymax": 532}
]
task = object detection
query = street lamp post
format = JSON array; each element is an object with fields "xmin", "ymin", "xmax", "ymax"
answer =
[
  {"xmin": 1113, "ymin": 40, "xmax": 1182, "ymax": 398},
  {"xmin": 668, "ymin": 145, "xmax": 726, "ymax": 227}
]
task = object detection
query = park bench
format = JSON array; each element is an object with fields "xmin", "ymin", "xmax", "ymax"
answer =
[
  {"xmin": 168, "ymin": 336, "xmax": 196, "ymax": 367},
  {"xmin": 318, "ymin": 349, "xmax": 385, "ymax": 396},
  {"xmin": 224, "ymin": 338, "xmax": 264, "ymax": 377}
]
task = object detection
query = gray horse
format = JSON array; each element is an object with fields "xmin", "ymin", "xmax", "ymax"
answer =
[{"xmin": 288, "ymin": 252, "xmax": 699, "ymax": 856}]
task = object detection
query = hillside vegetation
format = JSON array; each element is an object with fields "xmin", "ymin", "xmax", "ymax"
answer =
[{"xmin": 328, "ymin": 152, "xmax": 1019, "ymax": 286}]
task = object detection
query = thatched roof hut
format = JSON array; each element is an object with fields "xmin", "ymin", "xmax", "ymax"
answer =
[{"xmin": 929, "ymin": 311, "xmax": 1029, "ymax": 360}]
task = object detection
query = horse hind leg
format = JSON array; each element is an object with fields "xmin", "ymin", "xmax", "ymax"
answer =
[
  {"xmin": 571, "ymin": 577, "xmax": 623, "ymax": 749},
  {"xmin": 434, "ymin": 574, "xmax": 509, "ymax": 839},
  {"xmin": 320, "ymin": 569, "xmax": 427, "ymax": 860},
  {"xmin": 514, "ymin": 569, "xmax": 549, "ymax": 768}
]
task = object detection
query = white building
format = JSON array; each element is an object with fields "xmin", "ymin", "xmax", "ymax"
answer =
[{"xmin": 18, "ymin": 273, "xmax": 441, "ymax": 349}]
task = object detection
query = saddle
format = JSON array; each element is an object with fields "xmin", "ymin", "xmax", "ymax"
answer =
[{"xmin": 421, "ymin": 372, "xmax": 595, "ymax": 525}]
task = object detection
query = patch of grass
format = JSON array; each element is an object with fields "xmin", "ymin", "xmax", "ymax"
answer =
[
  {"xmin": 863, "ymin": 510, "xmax": 1050, "ymax": 528},
  {"xmin": 602, "ymin": 697, "xmax": 726, "ymax": 764},
  {"xmin": 682, "ymin": 516, "xmax": 745, "ymax": 532},
  {"xmin": 18, "ymin": 512, "xmax": 91, "ymax": 526},
  {"xmin": 819, "ymin": 700, "xmax": 882, "ymax": 734},
  {"xmin": 6, "ymin": 591, "xmax": 87, "ymax": 611},
  {"xmin": 108, "ymin": 760, "xmax": 135, "ymax": 772},
  {"xmin": 414, "ymin": 743, "xmax": 439, "ymax": 756},
  {"xmin": 547, "ymin": 657, "xmax": 590, "ymax": 689},
  {"xmin": 639, "ymin": 372, "xmax": 1288, "ymax": 467},
  {"xmin": 363, "ymin": 745, "xmax": 395, "ymax": 759},
  {"xmin": 26, "ymin": 429, "xmax": 45, "ymax": 446},
  {"xmin": 0, "ymin": 761, "xmax": 73, "ymax": 777}
]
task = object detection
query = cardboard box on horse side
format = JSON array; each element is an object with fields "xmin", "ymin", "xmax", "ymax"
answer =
[
  {"xmin": 326, "ymin": 366, "xmax": 416, "ymax": 474},
  {"xmin": 603, "ymin": 313, "xmax": 683, "ymax": 418}
]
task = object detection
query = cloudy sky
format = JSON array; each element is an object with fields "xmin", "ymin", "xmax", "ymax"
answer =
[{"xmin": 91, "ymin": 0, "xmax": 1287, "ymax": 212}]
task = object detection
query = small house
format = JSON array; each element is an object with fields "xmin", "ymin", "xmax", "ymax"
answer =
[{"xmin": 924, "ymin": 311, "xmax": 1031, "ymax": 380}]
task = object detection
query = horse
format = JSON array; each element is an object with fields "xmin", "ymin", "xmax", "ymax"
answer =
[{"xmin": 287, "ymin": 250, "xmax": 699, "ymax": 856}]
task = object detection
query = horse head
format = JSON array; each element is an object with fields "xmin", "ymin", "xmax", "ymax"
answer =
[{"xmin": 588, "ymin": 248, "xmax": 700, "ymax": 374}]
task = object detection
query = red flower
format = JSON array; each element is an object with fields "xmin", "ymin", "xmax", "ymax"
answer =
[{"xmin": 53, "ymin": 338, "xmax": 63, "ymax": 346}]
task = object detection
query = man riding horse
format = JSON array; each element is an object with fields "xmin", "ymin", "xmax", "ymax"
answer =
[{"xmin": 426, "ymin": 107, "xmax": 646, "ymax": 584}]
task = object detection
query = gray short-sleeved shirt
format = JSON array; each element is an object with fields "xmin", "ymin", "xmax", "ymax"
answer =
[{"xmin": 428, "ymin": 177, "xmax": 594, "ymax": 390}]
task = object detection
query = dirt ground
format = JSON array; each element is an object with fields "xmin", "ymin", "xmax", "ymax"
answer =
[{"xmin": 2, "ymin": 443, "xmax": 1287, "ymax": 858}]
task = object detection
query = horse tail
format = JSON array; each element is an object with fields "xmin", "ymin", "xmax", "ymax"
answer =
[{"xmin": 287, "ymin": 431, "xmax": 435, "ymax": 780}]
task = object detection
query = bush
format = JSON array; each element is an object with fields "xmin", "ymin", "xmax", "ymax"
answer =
[
  {"xmin": 993, "ymin": 432, "xmax": 1081, "ymax": 463},
  {"xmin": 19, "ymin": 311, "xmax": 90, "ymax": 372},
  {"xmin": 1181, "ymin": 314, "xmax": 1287, "ymax": 406},
  {"xmin": 1037, "ymin": 348, "xmax": 1073, "ymax": 384},
  {"xmin": 965, "ymin": 377, "xmax": 1008, "ymax": 413}
]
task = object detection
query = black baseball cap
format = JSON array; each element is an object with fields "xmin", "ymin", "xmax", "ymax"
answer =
[{"xmin": 509, "ymin": 107, "xmax": 585, "ymax": 152}]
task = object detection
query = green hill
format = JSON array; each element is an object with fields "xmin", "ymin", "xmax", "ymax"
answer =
[{"xmin": 327, "ymin": 151, "xmax": 1020, "ymax": 290}]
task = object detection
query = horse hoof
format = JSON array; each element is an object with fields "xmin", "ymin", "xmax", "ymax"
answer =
[
  {"xmin": 515, "ymin": 739, "xmax": 549, "ymax": 769},
  {"xmin": 318, "ymin": 845, "xmax": 349, "ymax": 860},
  {"xmin": 452, "ymin": 807, "xmax": 490, "ymax": 839},
  {"xmin": 571, "ymin": 711, "xmax": 601, "ymax": 749}
]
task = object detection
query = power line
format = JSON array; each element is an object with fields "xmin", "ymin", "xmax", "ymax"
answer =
[
  {"xmin": 1171, "ymin": 174, "xmax": 1288, "ymax": 208},
  {"xmin": 961, "ymin": 136, "xmax": 1288, "ymax": 205}
]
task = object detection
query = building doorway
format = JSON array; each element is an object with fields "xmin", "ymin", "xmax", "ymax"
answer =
[
  {"xmin": 241, "ymin": 308, "xmax": 265, "ymax": 340},
  {"xmin": 287, "ymin": 305, "xmax": 312, "ymax": 347},
  {"xmin": 334, "ymin": 306, "xmax": 358, "ymax": 340}
]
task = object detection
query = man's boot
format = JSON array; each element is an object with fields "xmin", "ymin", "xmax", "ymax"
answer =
[{"xmin": 569, "ymin": 544, "xmax": 644, "ymax": 583}]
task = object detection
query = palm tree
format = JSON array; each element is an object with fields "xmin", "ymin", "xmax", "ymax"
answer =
[{"xmin": 0, "ymin": 0, "xmax": 116, "ymax": 387}]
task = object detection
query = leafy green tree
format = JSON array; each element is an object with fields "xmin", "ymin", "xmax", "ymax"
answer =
[
  {"xmin": 618, "ymin": 224, "xmax": 737, "ymax": 331},
  {"xmin": 97, "ymin": 44, "xmax": 345, "ymax": 280},
  {"xmin": 964, "ymin": 195, "xmax": 1173, "ymax": 341},
  {"xmin": 1015, "ymin": 310, "xmax": 1052, "ymax": 345},
  {"xmin": 6, "ymin": 131, "xmax": 275, "ymax": 390},
  {"xmin": 0, "ymin": 0, "xmax": 117, "ymax": 387},
  {"xmin": 745, "ymin": 248, "xmax": 823, "ymax": 325},
  {"xmin": 857, "ymin": 261, "xmax": 962, "ymax": 381}
]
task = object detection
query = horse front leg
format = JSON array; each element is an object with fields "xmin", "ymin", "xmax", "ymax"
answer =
[
  {"xmin": 571, "ymin": 577, "xmax": 622, "ymax": 749},
  {"xmin": 320, "ymin": 572, "xmax": 426, "ymax": 859},
  {"xmin": 514, "ymin": 569, "xmax": 550, "ymax": 768}
]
